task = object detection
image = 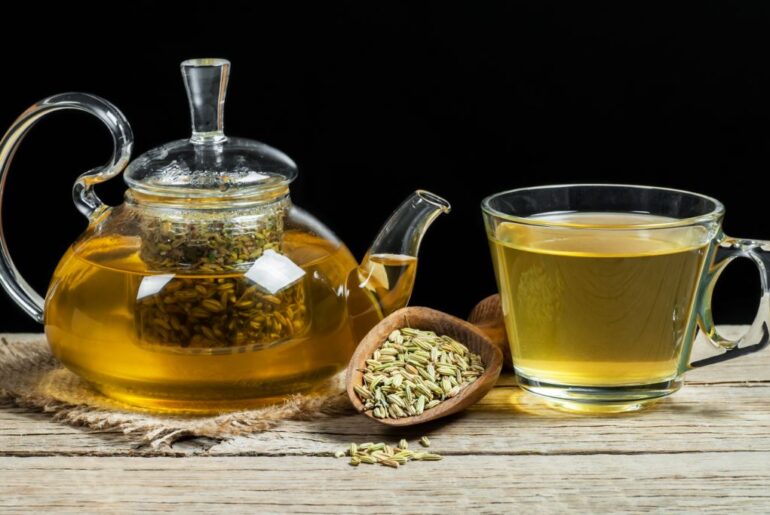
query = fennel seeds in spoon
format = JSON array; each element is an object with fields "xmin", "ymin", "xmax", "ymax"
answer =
[{"xmin": 354, "ymin": 327, "xmax": 485, "ymax": 419}]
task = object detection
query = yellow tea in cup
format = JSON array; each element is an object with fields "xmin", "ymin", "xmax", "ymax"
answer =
[{"xmin": 490, "ymin": 213, "xmax": 708, "ymax": 387}]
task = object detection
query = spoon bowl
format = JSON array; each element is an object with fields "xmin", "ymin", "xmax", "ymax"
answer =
[{"xmin": 346, "ymin": 306, "xmax": 503, "ymax": 426}]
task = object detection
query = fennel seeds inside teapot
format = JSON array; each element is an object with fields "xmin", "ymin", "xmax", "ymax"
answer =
[
  {"xmin": 354, "ymin": 328, "xmax": 486, "ymax": 419},
  {"xmin": 135, "ymin": 201, "xmax": 309, "ymax": 350}
]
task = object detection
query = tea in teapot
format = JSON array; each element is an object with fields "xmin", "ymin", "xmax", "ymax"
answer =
[{"xmin": 0, "ymin": 59, "xmax": 450, "ymax": 412}]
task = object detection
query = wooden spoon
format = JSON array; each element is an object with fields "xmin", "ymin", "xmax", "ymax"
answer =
[
  {"xmin": 467, "ymin": 294, "xmax": 512, "ymax": 369},
  {"xmin": 346, "ymin": 306, "xmax": 503, "ymax": 426}
]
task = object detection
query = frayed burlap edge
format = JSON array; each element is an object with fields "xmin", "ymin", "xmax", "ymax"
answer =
[{"xmin": 0, "ymin": 335, "xmax": 355, "ymax": 449}]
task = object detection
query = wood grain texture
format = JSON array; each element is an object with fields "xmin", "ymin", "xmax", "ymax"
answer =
[
  {"xmin": 1, "ymin": 454, "xmax": 768, "ymax": 513},
  {"xmin": 1, "ymin": 326, "xmax": 769, "ymax": 513}
]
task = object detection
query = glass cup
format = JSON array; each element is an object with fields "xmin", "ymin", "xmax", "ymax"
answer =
[{"xmin": 482, "ymin": 184, "xmax": 770, "ymax": 413}]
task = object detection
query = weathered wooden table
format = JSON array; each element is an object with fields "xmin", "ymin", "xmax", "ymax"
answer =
[{"xmin": 1, "ymin": 326, "xmax": 768, "ymax": 513}]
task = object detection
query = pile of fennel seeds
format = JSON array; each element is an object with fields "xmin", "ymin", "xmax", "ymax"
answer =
[
  {"xmin": 353, "ymin": 328, "xmax": 485, "ymax": 419},
  {"xmin": 335, "ymin": 437, "xmax": 439, "ymax": 468}
]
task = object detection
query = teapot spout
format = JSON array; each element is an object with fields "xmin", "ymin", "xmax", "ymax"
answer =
[
  {"xmin": 366, "ymin": 190, "xmax": 451, "ymax": 265},
  {"xmin": 348, "ymin": 191, "xmax": 450, "ymax": 335}
]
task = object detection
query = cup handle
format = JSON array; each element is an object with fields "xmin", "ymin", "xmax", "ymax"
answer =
[
  {"xmin": 0, "ymin": 93, "xmax": 133, "ymax": 323},
  {"xmin": 691, "ymin": 236, "xmax": 770, "ymax": 368}
]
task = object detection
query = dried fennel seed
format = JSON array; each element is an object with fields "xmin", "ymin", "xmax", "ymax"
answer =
[
  {"xmin": 334, "ymin": 437, "xmax": 442, "ymax": 468},
  {"xmin": 134, "ymin": 200, "xmax": 309, "ymax": 349},
  {"xmin": 355, "ymin": 328, "xmax": 485, "ymax": 419},
  {"xmin": 135, "ymin": 277, "xmax": 307, "ymax": 348}
]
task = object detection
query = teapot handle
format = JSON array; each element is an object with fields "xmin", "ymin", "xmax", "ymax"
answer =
[{"xmin": 0, "ymin": 93, "xmax": 133, "ymax": 323}]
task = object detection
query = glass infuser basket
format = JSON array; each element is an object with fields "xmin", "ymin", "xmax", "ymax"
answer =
[{"xmin": 0, "ymin": 58, "xmax": 450, "ymax": 412}]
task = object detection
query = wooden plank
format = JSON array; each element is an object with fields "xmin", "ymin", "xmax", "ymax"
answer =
[
  {"xmin": 1, "ymin": 326, "xmax": 770, "ymax": 457},
  {"xmin": 1, "ymin": 453, "xmax": 768, "ymax": 513},
  {"xmin": 2, "ymin": 382, "xmax": 770, "ymax": 457},
  {"xmin": 209, "ymin": 383, "xmax": 770, "ymax": 456}
]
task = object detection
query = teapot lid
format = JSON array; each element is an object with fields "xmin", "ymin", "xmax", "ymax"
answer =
[{"xmin": 124, "ymin": 58, "xmax": 297, "ymax": 198}]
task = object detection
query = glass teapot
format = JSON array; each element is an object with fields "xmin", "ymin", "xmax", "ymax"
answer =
[{"xmin": 0, "ymin": 58, "xmax": 450, "ymax": 412}]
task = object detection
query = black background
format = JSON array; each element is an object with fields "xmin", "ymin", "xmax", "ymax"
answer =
[{"xmin": 0, "ymin": 2, "xmax": 768, "ymax": 332}]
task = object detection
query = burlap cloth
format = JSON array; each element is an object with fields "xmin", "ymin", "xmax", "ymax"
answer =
[{"xmin": 0, "ymin": 334, "xmax": 354, "ymax": 448}]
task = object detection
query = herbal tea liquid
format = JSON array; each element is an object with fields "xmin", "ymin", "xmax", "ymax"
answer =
[
  {"xmin": 489, "ymin": 213, "xmax": 709, "ymax": 387},
  {"xmin": 45, "ymin": 232, "xmax": 369, "ymax": 412}
]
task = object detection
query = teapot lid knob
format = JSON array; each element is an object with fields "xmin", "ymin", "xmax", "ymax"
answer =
[
  {"xmin": 181, "ymin": 58, "xmax": 230, "ymax": 144},
  {"xmin": 123, "ymin": 58, "xmax": 298, "ymax": 198}
]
